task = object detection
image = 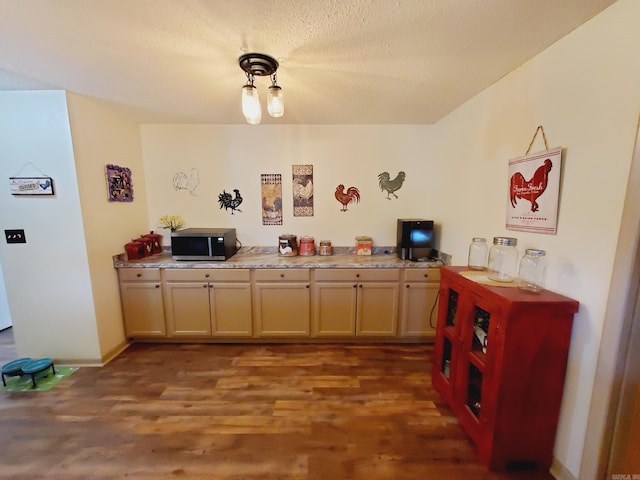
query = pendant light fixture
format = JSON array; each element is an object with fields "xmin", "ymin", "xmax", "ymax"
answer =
[{"xmin": 239, "ymin": 53, "xmax": 284, "ymax": 125}]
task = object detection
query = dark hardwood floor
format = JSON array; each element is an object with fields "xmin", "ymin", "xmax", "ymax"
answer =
[{"xmin": 0, "ymin": 332, "xmax": 555, "ymax": 479}]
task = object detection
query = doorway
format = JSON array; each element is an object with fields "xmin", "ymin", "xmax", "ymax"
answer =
[
  {"xmin": 606, "ymin": 239, "xmax": 640, "ymax": 476},
  {"xmin": 0, "ymin": 261, "xmax": 11, "ymax": 331}
]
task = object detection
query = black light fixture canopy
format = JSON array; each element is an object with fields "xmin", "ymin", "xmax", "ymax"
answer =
[
  {"xmin": 239, "ymin": 53, "xmax": 279, "ymax": 77},
  {"xmin": 238, "ymin": 53, "xmax": 284, "ymax": 124}
]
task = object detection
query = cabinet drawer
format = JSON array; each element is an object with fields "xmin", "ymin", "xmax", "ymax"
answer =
[
  {"xmin": 404, "ymin": 268, "xmax": 440, "ymax": 282},
  {"xmin": 315, "ymin": 268, "xmax": 400, "ymax": 282},
  {"xmin": 164, "ymin": 269, "xmax": 250, "ymax": 282},
  {"xmin": 254, "ymin": 269, "xmax": 310, "ymax": 281},
  {"xmin": 119, "ymin": 268, "xmax": 161, "ymax": 282}
]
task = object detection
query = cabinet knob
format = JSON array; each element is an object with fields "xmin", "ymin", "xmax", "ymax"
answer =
[
  {"xmin": 356, "ymin": 273, "xmax": 360, "ymax": 278},
  {"xmin": 359, "ymin": 284, "xmax": 363, "ymax": 288},
  {"xmin": 306, "ymin": 284, "xmax": 310, "ymax": 289},
  {"xmin": 280, "ymin": 273, "xmax": 285, "ymax": 278},
  {"xmin": 205, "ymin": 273, "xmax": 210, "ymax": 278},
  {"xmin": 424, "ymin": 274, "xmax": 428, "ymax": 278},
  {"xmin": 155, "ymin": 284, "xmax": 160, "ymax": 288},
  {"xmin": 406, "ymin": 284, "xmax": 410, "ymax": 288},
  {"xmin": 353, "ymin": 284, "xmax": 357, "ymax": 288},
  {"xmin": 136, "ymin": 273, "xmax": 142, "ymax": 277},
  {"xmin": 203, "ymin": 284, "xmax": 208, "ymax": 288}
]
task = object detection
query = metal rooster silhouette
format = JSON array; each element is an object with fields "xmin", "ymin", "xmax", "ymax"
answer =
[{"xmin": 335, "ymin": 184, "xmax": 360, "ymax": 212}]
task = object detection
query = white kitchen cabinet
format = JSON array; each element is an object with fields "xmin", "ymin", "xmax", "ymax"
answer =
[
  {"xmin": 163, "ymin": 269, "xmax": 252, "ymax": 337},
  {"xmin": 253, "ymin": 269, "xmax": 311, "ymax": 336},
  {"xmin": 313, "ymin": 269, "xmax": 400, "ymax": 337},
  {"xmin": 118, "ymin": 268, "xmax": 166, "ymax": 337},
  {"xmin": 400, "ymin": 268, "xmax": 440, "ymax": 339}
]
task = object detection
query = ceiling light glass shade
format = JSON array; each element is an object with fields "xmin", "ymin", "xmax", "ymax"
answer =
[
  {"xmin": 242, "ymin": 84, "xmax": 261, "ymax": 125},
  {"xmin": 267, "ymin": 85, "xmax": 284, "ymax": 118}
]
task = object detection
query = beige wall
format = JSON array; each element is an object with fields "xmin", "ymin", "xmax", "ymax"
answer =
[
  {"xmin": 66, "ymin": 92, "xmax": 148, "ymax": 361},
  {"xmin": 435, "ymin": 2, "xmax": 640, "ymax": 477},
  {"xmin": 0, "ymin": 90, "xmax": 101, "ymax": 361},
  {"xmin": 140, "ymin": 125, "xmax": 439, "ymax": 249}
]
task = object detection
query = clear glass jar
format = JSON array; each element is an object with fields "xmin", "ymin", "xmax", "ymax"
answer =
[
  {"xmin": 517, "ymin": 249, "xmax": 547, "ymax": 293},
  {"xmin": 487, "ymin": 237, "xmax": 519, "ymax": 282},
  {"xmin": 467, "ymin": 237, "xmax": 488, "ymax": 270}
]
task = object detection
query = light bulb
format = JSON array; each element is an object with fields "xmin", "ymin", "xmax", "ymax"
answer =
[
  {"xmin": 242, "ymin": 84, "xmax": 261, "ymax": 125},
  {"xmin": 267, "ymin": 85, "xmax": 284, "ymax": 118}
]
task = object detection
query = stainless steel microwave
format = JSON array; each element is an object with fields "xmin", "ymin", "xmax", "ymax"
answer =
[{"xmin": 171, "ymin": 228, "xmax": 237, "ymax": 261}]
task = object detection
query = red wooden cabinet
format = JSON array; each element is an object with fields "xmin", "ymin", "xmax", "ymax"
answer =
[{"xmin": 432, "ymin": 266, "xmax": 579, "ymax": 471}]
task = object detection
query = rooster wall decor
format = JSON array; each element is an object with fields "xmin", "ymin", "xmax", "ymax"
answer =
[
  {"xmin": 509, "ymin": 159, "xmax": 552, "ymax": 212},
  {"xmin": 378, "ymin": 171, "xmax": 406, "ymax": 199},
  {"xmin": 335, "ymin": 184, "xmax": 360, "ymax": 212},
  {"xmin": 173, "ymin": 168, "xmax": 200, "ymax": 196},
  {"xmin": 218, "ymin": 188, "xmax": 243, "ymax": 214}
]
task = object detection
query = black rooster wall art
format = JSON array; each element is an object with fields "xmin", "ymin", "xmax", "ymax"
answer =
[
  {"xmin": 218, "ymin": 188, "xmax": 243, "ymax": 214},
  {"xmin": 378, "ymin": 171, "xmax": 406, "ymax": 199}
]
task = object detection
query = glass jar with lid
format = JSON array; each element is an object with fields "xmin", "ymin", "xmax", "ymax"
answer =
[
  {"xmin": 487, "ymin": 237, "xmax": 519, "ymax": 282},
  {"xmin": 517, "ymin": 249, "xmax": 547, "ymax": 293},
  {"xmin": 467, "ymin": 237, "xmax": 488, "ymax": 270}
]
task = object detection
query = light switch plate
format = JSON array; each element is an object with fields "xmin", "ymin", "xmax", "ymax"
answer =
[{"xmin": 5, "ymin": 229, "xmax": 26, "ymax": 244}]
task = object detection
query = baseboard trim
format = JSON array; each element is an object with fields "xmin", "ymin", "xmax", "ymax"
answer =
[
  {"xmin": 100, "ymin": 340, "xmax": 131, "ymax": 366},
  {"xmin": 55, "ymin": 341, "xmax": 131, "ymax": 367},
  {"xmin": 551, "ymin": 457, "xmax": 578, "ymax": 480}
]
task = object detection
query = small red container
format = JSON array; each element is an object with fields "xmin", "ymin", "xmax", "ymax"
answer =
[
  {"xmin": 299, "ymin": 236, "xmax": 316, "ymax": 256},
  {"xmin": 137, "ymin": 235, "xmax": 154, "ymax": 257},
  {"xmin": 125, "ymin": 240, "xmax": 146, "ymax": 260},
  {"xmin": 141, "ymin": 231, "xmax": 163, "ymax": 255}
]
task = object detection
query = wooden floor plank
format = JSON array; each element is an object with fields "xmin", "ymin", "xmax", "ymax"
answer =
[{"xmin": 0, "ymin": 332, "xmax": 556, "ymax": 479}]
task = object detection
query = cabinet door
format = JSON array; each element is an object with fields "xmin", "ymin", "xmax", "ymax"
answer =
[
  {"xmin": 120, "ymin": 281, "xmax": 166, "ymax": 337},
  {"xmin": 356, "ymin": 282, "xmax": 399, "ymax": 336},
  {"xmin": 210, "ymin": 283, "xmax": 253, "ymax": 336},
  {"xmin": 432, "ymin": 275, "xmax": 464, "ymax": 405},
  {"xmin": 314, "ymin": 282, "xmax": 358, "ymax": 336},
  {"xmin": 400, "ymin": 282, "xmax": 439, "ymax": 337},
  {"xmin": 254, "ymin": 283, "xmax": 310, "ymax": 336},
  {"xmin": 163, "ymin": 282, "xmax": 212, "ymax": 336}
]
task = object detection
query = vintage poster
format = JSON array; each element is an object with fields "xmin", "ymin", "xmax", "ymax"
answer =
[
  {"xmin": 506, "ymin": 147, "xmax": 562, "ymax": 234},
  {"xmin": 292, "ymin": 164, "xmax": 313, "ymax": 217},
  {"xmin": 261, "ymin": 173, "xmax": 283, "ymax": 225}
]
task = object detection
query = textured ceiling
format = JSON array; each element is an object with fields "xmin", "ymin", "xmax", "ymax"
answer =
[{"xmin": 0, "ymin": 0, "xmax": 615, "ymax": 125}]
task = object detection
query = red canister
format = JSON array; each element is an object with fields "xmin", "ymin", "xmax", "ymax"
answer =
[
  {"xmin": 141, "ymin": 231, "xmax": 163, "ymax": 255},
  {"xmin": 137, "ymin": 235, "xmax": 154, "ymax": 256},
  {"xmin": 299, "ymin": 236, "xmax": 316, "ymax": 256},
  {"xmin": 125, "ymin": 240, "xmax": 145, "ymax": 260}
]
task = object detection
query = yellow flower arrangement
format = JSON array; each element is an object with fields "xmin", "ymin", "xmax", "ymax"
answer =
[{"xmin": 159, "ymin": 215, "xmax": 185, "ymax": 232}]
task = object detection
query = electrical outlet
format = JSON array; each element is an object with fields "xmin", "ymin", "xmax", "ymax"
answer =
[
  {"xmin": 439, "ymin": 251, "xmax": 452, "ymax": 265},
  {"xmin": 5, "ymin": 229, "xmax": 26, "ymax": 244}
]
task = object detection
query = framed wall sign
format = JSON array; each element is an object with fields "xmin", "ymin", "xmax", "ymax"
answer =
[
  {"xmin": 10, "ymin": 176, "xmax": 54, "ymax": 196},
  {"xmin": 506, "ymin": 147, "xmax": 562, "ymax": 234},
  {"xmin": 105, "ymin": 164, "xmax": 133, "ymax": 202}
]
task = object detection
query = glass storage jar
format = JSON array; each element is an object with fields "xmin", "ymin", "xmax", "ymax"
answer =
[
  {"xmin": 517, "ymin": 249, "xmax": 547, "ymax": 293},
  {"xmin": 467, "ymin": 237, "xmax": 488, "ymax": 270},
  {"xmin": 487, "ymin": 237, "xmax": 519, "ymax": 282}
]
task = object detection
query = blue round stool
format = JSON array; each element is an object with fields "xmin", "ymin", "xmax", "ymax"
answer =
[
  {"xmin": 1, "ymin": 357, "xmax": 32, "ymax": 386},
  {"xmin": 21, "ymin": 358, "xmax": 55, "ymax": 389}
]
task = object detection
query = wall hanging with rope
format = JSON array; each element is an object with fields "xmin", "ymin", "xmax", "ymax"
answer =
[
  {"xmin": 9, "ymin": 162, "xmax": 54, "ymax": 196},
  {"xmin": 506, "ymin": 125, "xmax": 563, "ymax": 234}
]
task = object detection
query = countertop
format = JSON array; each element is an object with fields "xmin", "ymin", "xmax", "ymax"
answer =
[{"xmin": 113, "ymin": 247, "xmax": 445, "ymax": 269}]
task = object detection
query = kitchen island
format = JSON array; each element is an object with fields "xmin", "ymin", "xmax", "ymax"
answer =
[{"xmin": 113, "ymin": 248, "xmax": 443, "ymax": 343}]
